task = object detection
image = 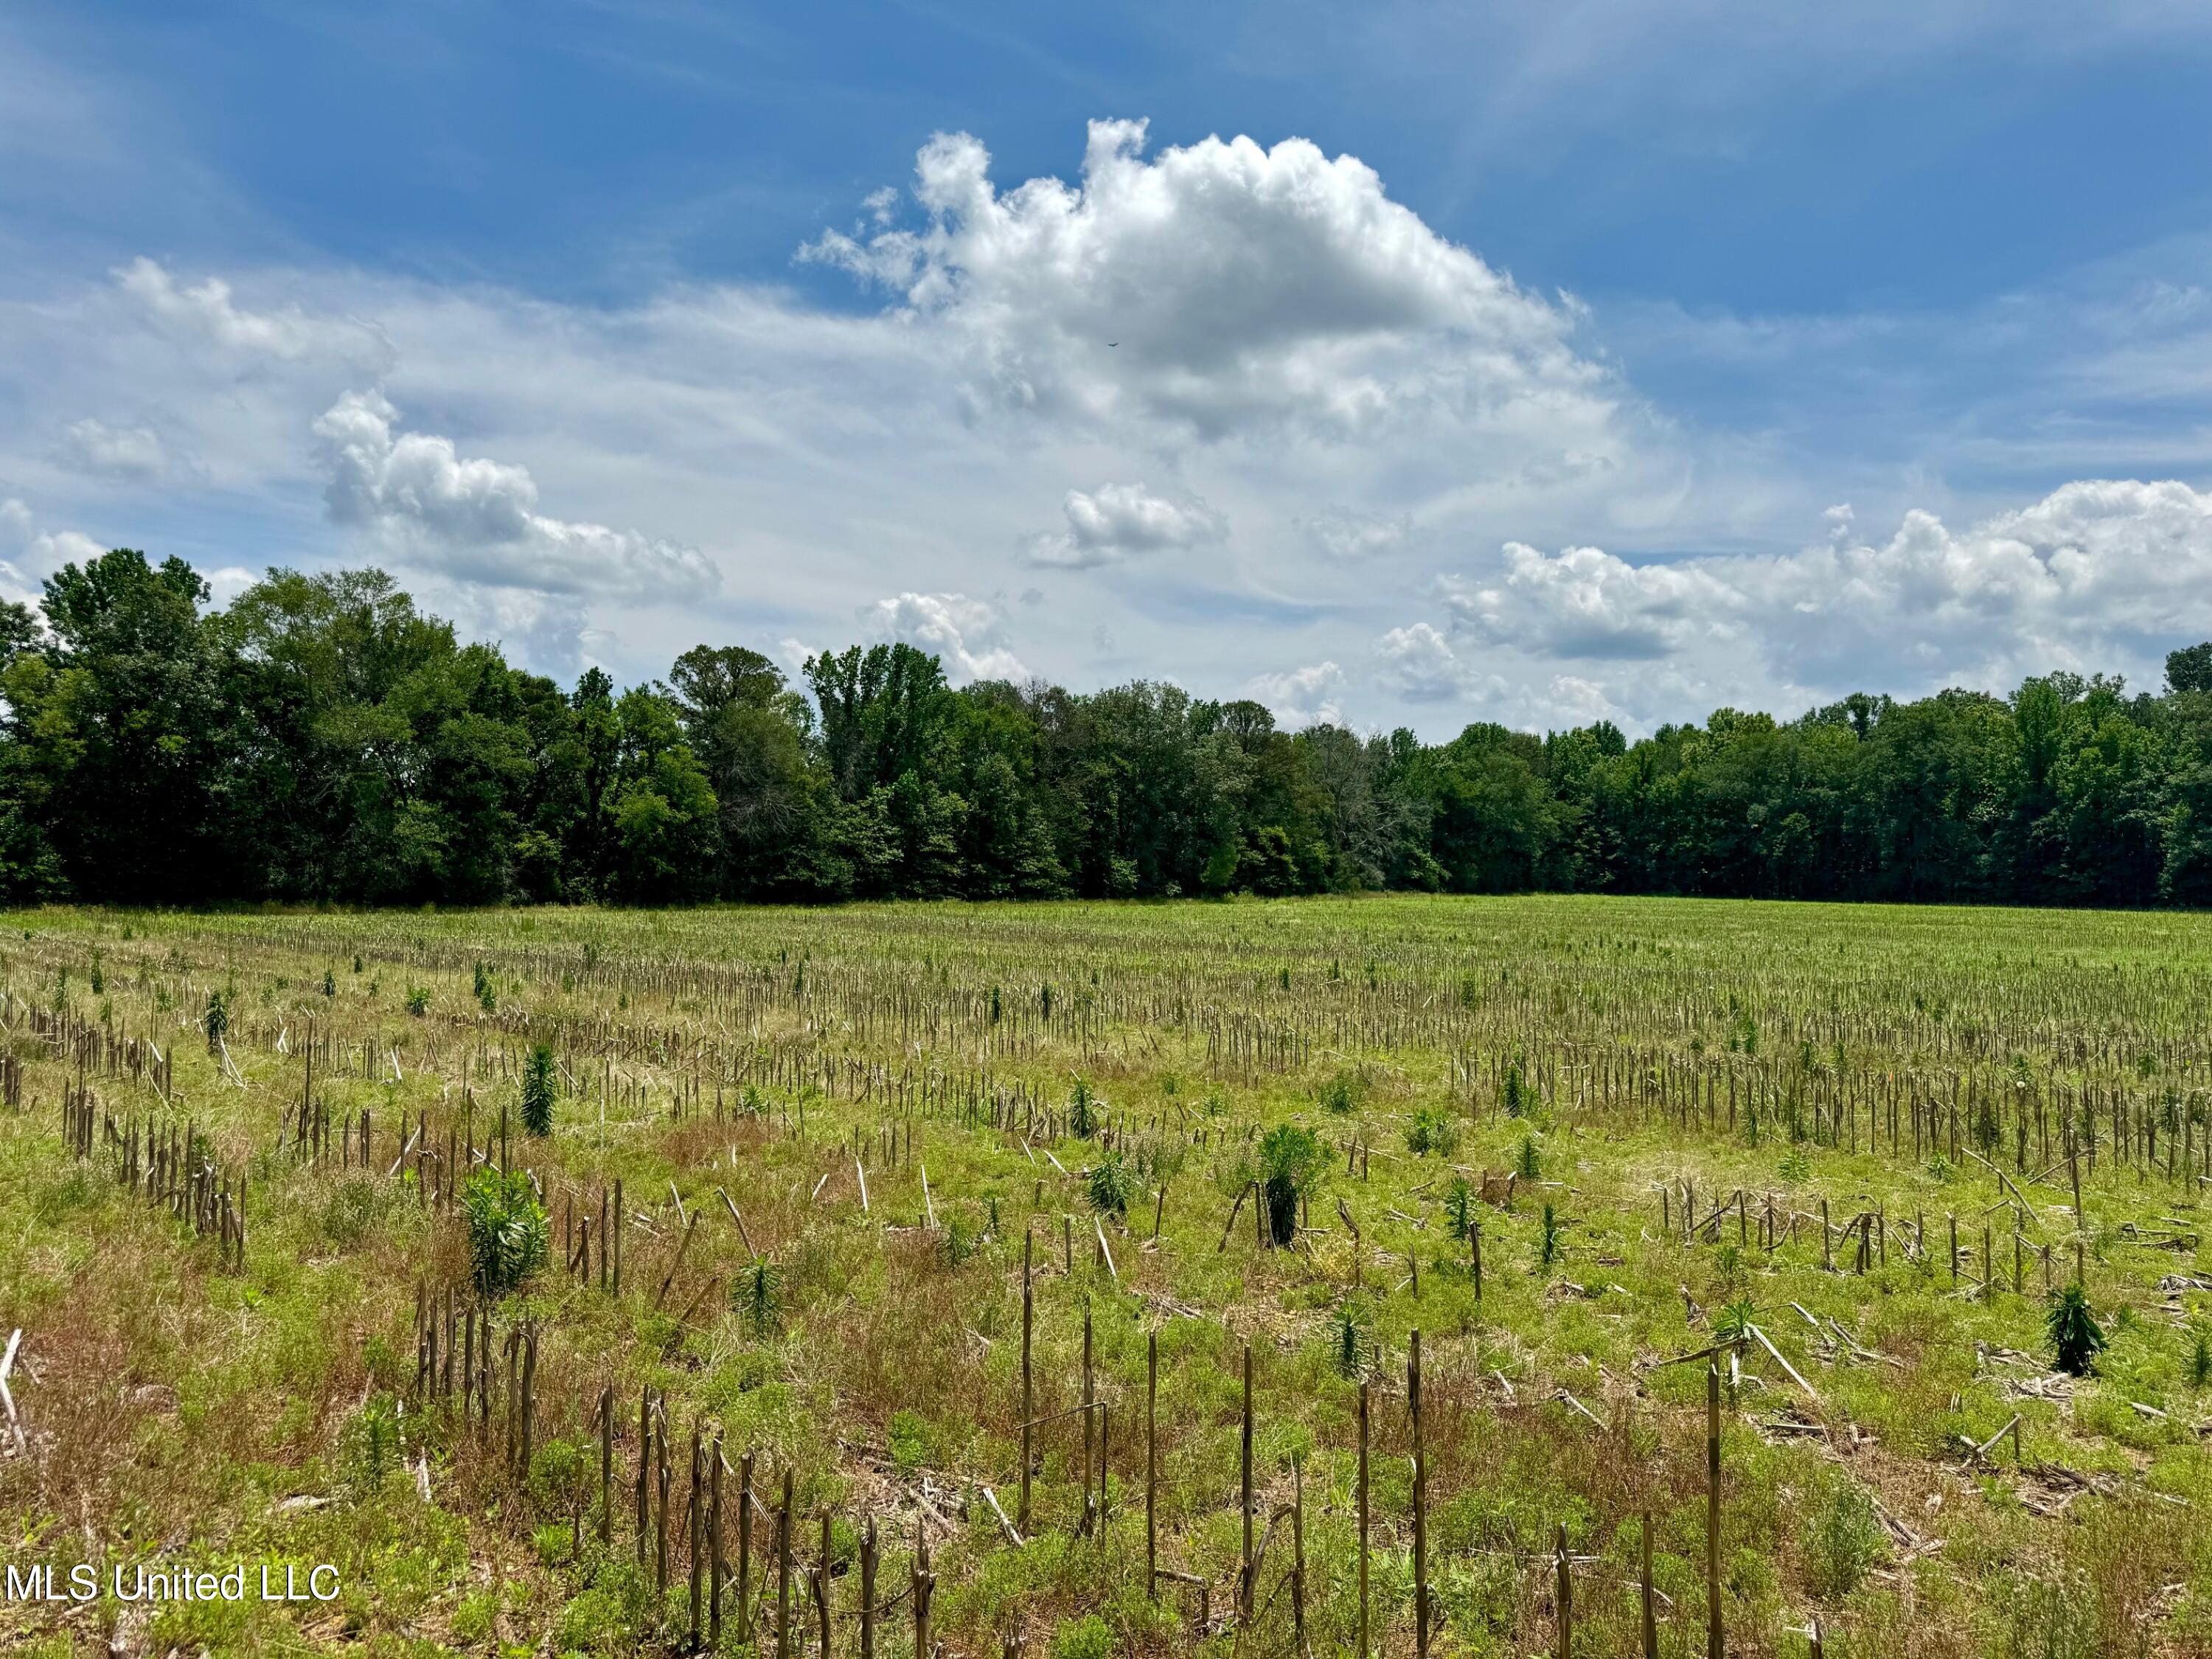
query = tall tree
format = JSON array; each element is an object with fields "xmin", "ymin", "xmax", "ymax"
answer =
[{"xmin": 6, "ymin": 550, "xmax": 231, "ymax": 900}]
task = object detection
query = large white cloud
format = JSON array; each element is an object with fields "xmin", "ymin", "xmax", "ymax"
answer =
[
  {"xmin": 805, "ymin": 118, "xmax": 1623, "ymax": 448},
  {"xmin": 313, "ymin": 390, "xmax": 717, "ymax": 602},
  {"xmin": 1024, "ymin": 482, "xmax": 1226, "ymax": 568},
  {"xmin": 1427, "ymin": 478, "xmax": 2212, "ymax": 706},
  {"xmin": 860, "ymin": 591, "xmax": 1027, "ymax": 684}
]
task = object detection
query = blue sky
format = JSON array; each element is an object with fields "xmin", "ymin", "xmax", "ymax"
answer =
[{"xmin": 5, "ymin": 1, "xmax": 2212, "ymax": 732}]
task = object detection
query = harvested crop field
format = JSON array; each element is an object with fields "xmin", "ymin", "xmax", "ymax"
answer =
[{"xmin": 4, "ymin": 894, "xmax": 2211, "ymax": 1658}]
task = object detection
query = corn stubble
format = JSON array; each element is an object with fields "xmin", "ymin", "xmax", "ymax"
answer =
[{"xmin": 0, "ymin": 893, "xmax": 2208, "ymax": 1658}]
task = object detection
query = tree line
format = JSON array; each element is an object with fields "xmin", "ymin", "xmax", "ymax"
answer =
[{"xmin": 3, "ymin": 548, "xmax": 2210, "ymax": 909}]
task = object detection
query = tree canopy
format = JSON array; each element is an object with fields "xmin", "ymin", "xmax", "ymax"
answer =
[{"xmin": 5, "ymin": 549, "xmax": 2212, "ymax": 910}]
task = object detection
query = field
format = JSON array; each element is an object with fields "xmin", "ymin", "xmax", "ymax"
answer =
[{"xmin": 4, "ymin": 894, "xmax": 2212, "ymax": 1659}]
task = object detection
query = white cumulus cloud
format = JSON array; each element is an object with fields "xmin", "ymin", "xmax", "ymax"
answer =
[
  {"xmin": 1442, "ymin": 478, "xmax": 2212, "ymax": 696},
  {"xmin": 1024, "ymin": 481, "xmax": 1227, "ymax": 568},
  {"xmin": 860, "ymin": 591, "xmax": 1027, "ymax": 684},
  {"xmin": 806, "ymin": 118, "xmax": 1620, "ymax": 448},
  {"xmin": 1245, "ymin": 661, "xmax": 1346, "ymax": 726},
  {"xmin": 0, "ymin": 497, "xmax": 101, "ymax": 586},
  {"xmin": 313, "ymin": 390, "xmax": 717, "ymax": 601},
  {"xmin": 1375, "ymin": 622, "xmax": 1466, "ymax": 703}
]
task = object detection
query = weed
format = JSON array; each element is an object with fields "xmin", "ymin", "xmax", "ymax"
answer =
[
  {"xmin": 940, "ymin": 1209, "xmax": 983, "ymax": 1267},
  {"xmin": 460, "ymin": 1167, "xmax": 549, "ymax": 1298},
  {"xmin": 2046, "ymin": 1284, "xmax": 2106, "ymax": 1377},
  {"xmin": 1068, "ymin": 1077, "xmax": 1102, "ymax": 1139},
  {"xmin": 1405, "ymin": 1104, "xmax": 1461, "ymax": 1158},
  {"xmin": 2001, "ymin": 1570, "xmax": 2098, "ymax": 1659},
  {"xmin": 736, "ymin": 1258, "xmax": 783, "ymax": 1339},
  {"xmin": 1537, "ymin": 1202, "xmax": 1564, "ymax": 1270},
  {"xmin": 1086, "ymin": 1150, "xmax": 1135, "ymax": 1217},
  {"xmin": 1712, "ymin": 1295, "xmax": 1757, "ymax": 1346},
  {"xmin": 521, "ymin": 1042, "xmax": 557, "ymax": 1137},
  {"xmin": 1318, "ymin": 1069, "xmax": 1364, "ymax": 1115},
  {"xmin": 1803, "ymin": 1475, "xmax": 1887, "ymax": 1600},
  {"xmin": 1258, "ymin": 1123, "xmax": 1325, "ymax": 1246}
]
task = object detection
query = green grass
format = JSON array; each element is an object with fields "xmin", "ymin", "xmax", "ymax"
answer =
[{"xmin": 0, "ymin": 893, "xmax": 2210, "ymax": 1657}]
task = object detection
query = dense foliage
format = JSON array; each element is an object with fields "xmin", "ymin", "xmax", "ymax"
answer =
[{"xmin": 6, "ymin": 549, "xmax": 2212, "ymax": 908}]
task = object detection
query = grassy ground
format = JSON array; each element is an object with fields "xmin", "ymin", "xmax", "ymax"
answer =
[{"xmin": 2, "ymin": 894, "xmax": 2211, "ymax": 1658}]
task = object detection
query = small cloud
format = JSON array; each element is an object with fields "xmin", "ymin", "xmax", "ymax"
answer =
[
  {"xmin": 57, "ymin": 417, "xmax": 173, "ymax": 481},
  {"xmin": 860, "ymin": 591, "xmax": 1026, "ymax": 684},
  {"xmin": 115, "ymin": 256, "xmax": 382, "ymax": 366},
  {"xmin": 1023, "ymin": 481, "xmax": 1227, "ymax": 569},
  {"xmin": 1375, "ymin": 621, "xmax": 1465, "ymax": 702},
  {"xmin": 0, "ymin": 497, "xmax": 102, "ymax": 584},
  {"xmin": 1303, "ymin": 508, "xmax": 1411, "ymax": 562},
  {"xmin": 1246, "ymin": 661, "xmax": 1346, "ymax": 726}
]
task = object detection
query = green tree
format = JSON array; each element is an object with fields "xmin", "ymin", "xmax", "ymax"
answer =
[
  {"xmin": 597, "ymin": 688, "xmax": 718, "ymax": 902},
  {"xmin": 7, "ymin": 550, "xmax": 232, "ymax": 899}
]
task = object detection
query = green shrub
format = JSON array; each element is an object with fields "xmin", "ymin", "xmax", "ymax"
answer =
[
  {"xmin": 1330, "ymin": 1299, "xmax": 1374, "ymax": 1381},
  {"xmin": 460, "ymin": 1167, "xmax": 549, "ymax": 1298},
  {"xmin": 1442, "ymin": 1177, "xmax": 1478, "ymax": 1243},
  {"xmin": 1501, "ymin": 1059, "xmax": 1531, "ymax": 1117},
  {"xmin": 338, "ymin": 1392, "xmax": 404, "ymax": 1503}
]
